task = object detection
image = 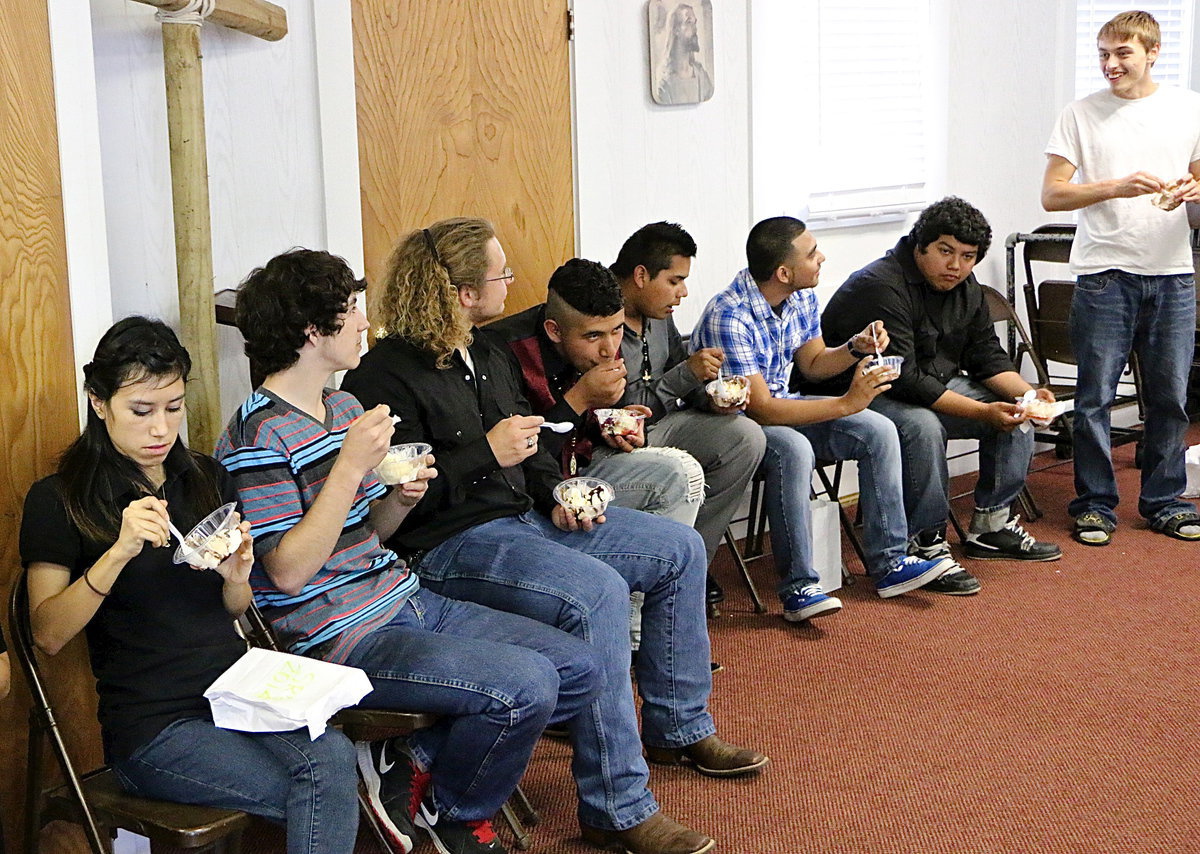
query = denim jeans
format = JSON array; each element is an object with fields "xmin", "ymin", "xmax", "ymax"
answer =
[
  {"xmin": 587, "ymin": 446, "xmax": 702, "ymax": 527},
  {"xmin": 416, "ymin": 508, "xmax": 714, "ymax": 832},
  {"xmin": 1068, "ymin": 270, "xmax": 1196, "ymax": 524},
  {"xmin": 869, "ymin": 376, "xmax": 1035, "ymax": 536},
  {"xmin": 340, "ymin": 588, "xmax": 602, "ymax": 821},
  {"xmin": 761, "ymin": 408, "xmax": 909, "ymax": 591},
  {"xmin": 112, "ymin": 718, "xmax": 359, "ymax": 854},
  {"xmin": 647, "ymin": 410, "xmax": 767, "ymax": 563}
]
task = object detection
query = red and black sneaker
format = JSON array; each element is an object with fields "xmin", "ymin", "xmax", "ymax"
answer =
[
  {"xmin": 356, "ymin": 738, "xmax": 431, "ymax": 853},
  {"xmin": 418, "ymin": 809, "xmax": 508, "ymax": 854}
]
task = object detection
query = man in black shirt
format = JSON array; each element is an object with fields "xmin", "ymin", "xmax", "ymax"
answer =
[
  {"xmin": 342, "ymin": 217, "xmax": 766, "ymax": 854},
  {"xmin": 813, "ymin": 198, "xmax": 1061, "ymax": 594}
]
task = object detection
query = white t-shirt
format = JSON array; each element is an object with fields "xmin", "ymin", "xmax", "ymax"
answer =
[{"xmin": 1045, "ymin": 85, "xmax": 1200, "ymax": 276}]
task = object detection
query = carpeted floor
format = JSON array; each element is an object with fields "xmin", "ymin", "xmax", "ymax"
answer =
[{"xmin": 246, "ymin": 435, "xmax": 1200, "ymax": 854}]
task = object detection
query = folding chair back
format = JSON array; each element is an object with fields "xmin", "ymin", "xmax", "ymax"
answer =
[
  {"xmin": 1009, "ymin": 225, "xmax": 1145, "ymax": 461},
  {"xmin": 9, "ymin": 571, "xmax": 250, "ymax": 854}
]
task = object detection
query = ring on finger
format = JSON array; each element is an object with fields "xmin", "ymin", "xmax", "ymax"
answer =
[{"xmin": 526, "ymin": 436, "xmax": 536, "ymax": 449}]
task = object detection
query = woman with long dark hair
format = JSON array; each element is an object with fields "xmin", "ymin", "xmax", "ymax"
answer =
[{"xmin": 19, "ymin": 316, "xmax": 359, "ymax": 854}]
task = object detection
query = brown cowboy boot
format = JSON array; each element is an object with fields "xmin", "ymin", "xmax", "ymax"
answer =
[
  {"xmin": 644, "ymin": 734, "xmax": 769, "ymax": 778},
  {"xmin": 581, "ymin": 812, "xmax": 715, "ymax": 854}
]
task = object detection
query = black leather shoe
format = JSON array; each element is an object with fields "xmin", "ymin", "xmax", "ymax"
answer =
[
  {"xmin": 921, "ymin": 569, "xmax": 982, "ymax": 595},
  {"xmin": 705, "ymin": 573, "xmax": 725, "ymax": 605}
]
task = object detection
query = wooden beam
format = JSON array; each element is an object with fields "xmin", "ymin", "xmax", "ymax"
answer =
[
  {"xmin": 129, "ymin": 0, "xmax": 287, "ymax": 41},
  {"xmin": 163, "ymin": 22, "xmax": 221, "ymax": 453}
]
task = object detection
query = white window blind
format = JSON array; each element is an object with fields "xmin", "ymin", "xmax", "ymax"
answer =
[
  {"xmin": 808, "ymin": 0, "xmax": 930, "ymax": 221},
  {"xmin": 750, "ymin": 0, "xmax": 932, "ymax": 228},
  {"xmin": 1074, "ymin": 1, "xmax": 1194, "ymax": 99}
]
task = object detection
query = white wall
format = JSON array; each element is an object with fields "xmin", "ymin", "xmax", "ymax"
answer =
[
  {"xmin": 573, "ymin": 0, "xmax": 1078, "ymax": 493},
  {"xmin": 573, "ymin": 0, "xmax": 751, "ymax": 333},
  {"xmin": 574, "ymin": 0, "xmax": 1076, "ymax": 330},
  {"xmin": 52, "ymin": 0, "xmax": 361, "ymax": 427}
]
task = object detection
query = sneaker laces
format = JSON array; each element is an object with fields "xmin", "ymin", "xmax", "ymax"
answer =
[
  {"xmin": 890, "ymin": 555, "xmax": 920, "ymax": 573},
  {"xmin": 465, "ymin": 819, "xmax": 497, "ymax": 844},
  {"xmin": 408, "ymin": 766, "xmax": 431, "ymax": 821},
  {"xmin": 798, "ymin": 584, "xmax": 825, "ymax": 598},
  {"xmin": 1002, "ymin": 515, "xmax": 1036, "ymax": 551}
]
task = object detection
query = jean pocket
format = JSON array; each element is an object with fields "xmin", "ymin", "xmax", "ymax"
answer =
[{"xmin": 1076, "ymin": 270, "xmax": 1116, "ymax": 294}]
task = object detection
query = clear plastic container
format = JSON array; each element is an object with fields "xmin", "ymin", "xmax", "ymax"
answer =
[
  {"xmin": 174, "ymin": 502, "xmax": 241, "ymax": 569},
  {"xmin": 593, "ymin": 408, "xmax": 645, "ymax": 437},
  {"xmin": 375, "ymin": 443, "xmax": 432, "ymax": 486},
  {"xmin": 553, "ymin": 477, "xmax": 615, "ymax": 522}
]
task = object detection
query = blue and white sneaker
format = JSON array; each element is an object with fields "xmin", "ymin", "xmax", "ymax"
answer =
[
  {"xmin": 875, "ymin": 555, "xmax": 954, "ymax": 598},
  {"xmin": 782, "ymin": 584, "xmax": 843, "ymax": 622}
]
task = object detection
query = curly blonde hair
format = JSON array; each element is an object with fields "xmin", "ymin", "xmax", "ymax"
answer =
[{"xmin": 375, "ymin": 217, "xmax": 495, "ymax": 368}]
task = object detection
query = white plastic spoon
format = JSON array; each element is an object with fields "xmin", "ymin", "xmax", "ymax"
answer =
[{"xmin": 540, "ymin": 421, "xmax": 575, "ymax": 433}]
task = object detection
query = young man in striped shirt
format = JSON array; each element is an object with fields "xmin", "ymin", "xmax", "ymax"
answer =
[{"xmin": 216, "ymin": 248, "xmax": 602, "ymax": 854}]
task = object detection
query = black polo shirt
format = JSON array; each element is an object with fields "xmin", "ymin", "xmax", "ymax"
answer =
[{"xmin": 20, "ymin": 447, "xmax": 247, "ymax": 763}]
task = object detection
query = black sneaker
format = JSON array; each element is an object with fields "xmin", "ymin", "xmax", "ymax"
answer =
[
  {"xmin": 964, "ymin": 515, "xmax": 1061, "ymax": 561},
  {"xmin": 910, "ymin": 532, "xmax": 981, "ymax": 595},
  {"xmin": 705, "ymin": 573, "xmax": 725, "ymax": 605},
  {"xmin": 418, "ymin": 804, "xmax": 508, "ymax": 854},
  {"xmin": 356, "ymin": 738, "xmax": 429, "ymax": 854}
]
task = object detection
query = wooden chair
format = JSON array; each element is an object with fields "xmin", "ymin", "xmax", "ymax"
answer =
[
  {"xmin": 9, "ymin": 571, "xmax": 250, "ymax": 854},
  {"xmin": 239, "ymin": 603, "xmax": 540, "ymax": 851}
]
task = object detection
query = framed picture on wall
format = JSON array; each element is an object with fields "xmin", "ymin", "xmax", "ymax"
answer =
[{"xmin": 648, "ymin": 0, "xmax": 714, "ymax": 105}]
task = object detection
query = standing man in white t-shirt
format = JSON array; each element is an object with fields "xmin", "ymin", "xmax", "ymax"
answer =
[{"xmin": 1042, "ymin": 10, "xmax": 1200, "ymax": 547}]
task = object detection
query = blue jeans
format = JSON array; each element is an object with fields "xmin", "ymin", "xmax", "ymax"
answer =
[
  {"xmin": 869, "ymin": 376, "xmax": 1035, "ymax": 536},
  {"xmin": 113, "ymin": 718, "xmax": 359, "ymax": 854},
  {"xmin": 762, "ymin": 408, "xmax": 909, "ymax": 591},
  {"xmin": 1068, "ymin": 270, "xmax": 1196, "ymax": 524},
  {"xmin": 340, "ymin": 588, "xmax": 602, "ymax": 821},
  {"xmin": 416, "ymin": 508, "xmax": 714, "ymax": 832}
]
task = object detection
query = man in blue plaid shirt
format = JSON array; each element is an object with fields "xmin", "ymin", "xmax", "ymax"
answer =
[{"xmin": 691, "ymin": 216, "xmax": 954, "ymax": 621}]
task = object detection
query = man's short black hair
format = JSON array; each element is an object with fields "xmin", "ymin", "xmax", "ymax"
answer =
[
  {"xmin": 908, "ymin": 197, "xmax": 992, "ymax": 261},
  {"xmin": 547, "ymin": 258, "xmax": 624, "ymax": 320},
  {"xmin": 746, "ymin": 216, "xmax": 807, "ymax": 283},
  {"xmin": 236, "ymin": 248, "xmax": 365, "ymax": 377},
  {"xmin": 610, "ymin": 221, "xmax": 697, "ymax": 280}
]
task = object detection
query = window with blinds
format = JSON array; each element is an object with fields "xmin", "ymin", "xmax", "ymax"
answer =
[
  {"xmin": 1074, "ymin": 2, "xmax": 1194, "ymax": 98},
  {"xmin": 750, "ymin": 0, "xmax": 932, "ymax": 228}
]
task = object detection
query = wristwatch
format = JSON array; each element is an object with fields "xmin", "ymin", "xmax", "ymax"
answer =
[{"xmin": 846, "ymin": 340, "xmax": 872, "ymax": 359}]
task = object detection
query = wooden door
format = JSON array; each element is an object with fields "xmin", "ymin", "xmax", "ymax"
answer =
[
  {"xmin": 1, "ymin": 0, "xmax": 89, "ymax": 847},
  {"xmin": 352, "ymin": 0, "xmax": 575, "ymax": 318}
]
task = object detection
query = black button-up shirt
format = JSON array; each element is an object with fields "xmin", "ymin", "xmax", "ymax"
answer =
[{"xmin": 342, "ymin": 330, "xmax": 563, "ymax": 553}]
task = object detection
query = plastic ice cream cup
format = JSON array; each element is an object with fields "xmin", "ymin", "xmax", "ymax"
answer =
[
  {"xmin": 375, "ymin": 443, "xmax": 433, "ymax": 486},
  {"xmin": 593, "ymin": 408, "xmax": 646, "ymax": 437},
  {"xmin": 174, "ymin": 502, "xmax": 241, "ymax": 569},
  {"xmin": 705, "ymin": 375, "xmax": 750, "ymax": 408},
  {"xmin": 553, "ymin": 477, "xmax": 615, "ymax": 522}
]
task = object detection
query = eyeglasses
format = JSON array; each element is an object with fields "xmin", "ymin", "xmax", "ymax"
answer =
[{"xmin": 486, "ymin": 267, "xmax": 515, "ymax": 284}]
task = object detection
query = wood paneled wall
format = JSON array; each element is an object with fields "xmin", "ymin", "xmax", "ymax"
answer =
[
  {"xmin": 352, "ymin": 0, "xmax": 575, "ymax": 319},
  {"xmin": 1, "ymin": 0, "xmax": 91, "ymax": 849}
]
